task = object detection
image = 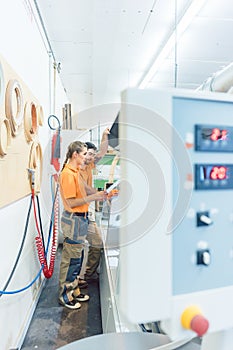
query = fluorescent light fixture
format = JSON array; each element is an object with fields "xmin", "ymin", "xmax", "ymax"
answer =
[{"xmin": 138, "ymin": 0, "xmax": 208, "ymax": 89}]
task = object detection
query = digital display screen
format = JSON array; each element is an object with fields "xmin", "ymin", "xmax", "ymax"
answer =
[
  {"xmin": 195, "ymin": 124, "xmax": 233, "ymax": 152},
  {"xmin": 200, "ymin": 165, "xmax": 227, "ymax": 180},
  {"xmin": 201, "ymin": 128, "xmax": 228, "ymax": 141},
  {"xmin": 195, "ymin": 164, "xmax": 233, "ymax": 190}
]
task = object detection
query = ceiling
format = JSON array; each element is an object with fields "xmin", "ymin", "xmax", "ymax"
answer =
[{"xmin": 34, "ymin": 0, "xmax": 233, "ymax": 118}]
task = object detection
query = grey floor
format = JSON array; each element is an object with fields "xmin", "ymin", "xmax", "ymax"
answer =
[
  {"xmin": 21, "ymin": 245, "xmax": 102, "ymax": 350},
  {"xmin": 21, "ymin": 244, "xmax": 201, "ymax": 350}
]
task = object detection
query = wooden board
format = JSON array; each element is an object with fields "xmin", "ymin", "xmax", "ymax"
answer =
[{"xmin": 0, "ymin": 54, "xmax": 44, "ymax": 208}]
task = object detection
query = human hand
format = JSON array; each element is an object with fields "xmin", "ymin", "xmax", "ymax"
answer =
[
  {"xmin": 103, "ymin": 127, "xmax": 110, "ymax": 135},
  {"xmin": 107, "ymin": 189, "xmax": 119, "ymax": 199},
  {"xmin": 95, "ymin": 190, "xmax": 108, "ymax": 201}
]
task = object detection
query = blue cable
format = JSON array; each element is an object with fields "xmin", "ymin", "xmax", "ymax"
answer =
[
  {"xmin": 0, "ymin": 197, "xmax": 41, "ymax": 296},
  {"xmin": 0, "ymin": 268, "xmax": 43, "ymax": 294},
  {"xmin": 47, "ymin": 114, "xmax": 61, "ymax": 130}
]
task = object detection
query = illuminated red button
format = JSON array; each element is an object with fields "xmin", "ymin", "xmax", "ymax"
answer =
[{"xmin": 190, "ymin": 314, "xmax": 209, "ymax": 337}]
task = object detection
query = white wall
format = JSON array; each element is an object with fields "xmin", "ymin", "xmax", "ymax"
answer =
[{"xmin": 0, "ymin": 1, "xmax": 67, "ymax": 349}]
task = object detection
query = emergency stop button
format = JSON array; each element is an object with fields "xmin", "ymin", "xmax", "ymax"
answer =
[
  {"xmin": 181, "ymin": 305, "xmax": 209, "ymax": 337},
  {"xmin": 191, "ymin": 314, "xmax": 209, "ymax": 337}
]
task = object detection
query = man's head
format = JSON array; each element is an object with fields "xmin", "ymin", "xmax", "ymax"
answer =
[{"xmin": 85, "ymin": 141, "xmax": 97, "ymax": 164}]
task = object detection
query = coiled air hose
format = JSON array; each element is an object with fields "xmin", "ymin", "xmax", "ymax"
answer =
[
  {"xmin": 32, "ymin": 186, "xmax": 58, "ymax": 279},
  {"xmin": 34, "ymin": 113, "xmax": 61, "ymax": 278}
]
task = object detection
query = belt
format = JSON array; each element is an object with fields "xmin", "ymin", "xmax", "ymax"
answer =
[{"xmin": 73, "ymin": 212, "xmax": 88, "ymax": 217}]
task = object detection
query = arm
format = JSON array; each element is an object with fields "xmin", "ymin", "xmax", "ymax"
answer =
[
  {"xmin": 60, "ymin": 170, "xmax": 104, "ymax": 209},
  {"xmin": 66, "ymin": 191, "xmax": 106, "ymax": 208},
  {"xmin": 84, "ymin": 183, "xmax": 97, "ymax": 195},
  {"xmin": 94, "ymin": 127, "xmax": 110, "ymax": 163}
]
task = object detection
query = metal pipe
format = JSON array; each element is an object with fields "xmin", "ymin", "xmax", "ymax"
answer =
[
  {"xmin": 65, "ymin": 103, "xmax": 72, "ymax": 129},
  {"xmin": 32, "ymin": 0, "xmax": 56, "ymax": 62},
  {"xmin": 62, "ymin": 107, "xmax": 66, "ymax": 129},
  {"xmin": 227, "ymin": 86, "xmax": 233, "ymax": 94},
  {"xmin": 197, "ymin": 62, "xmax": 233, "ymax": 93}
]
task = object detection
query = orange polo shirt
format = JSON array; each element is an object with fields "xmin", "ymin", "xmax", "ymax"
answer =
[
  {"xmin": 79, "ymin": 162, "xmax": 95, "ymax": 187},
  {"xmin": 59, "ymin": 163, "xmax": 88, "ymax": 213}
]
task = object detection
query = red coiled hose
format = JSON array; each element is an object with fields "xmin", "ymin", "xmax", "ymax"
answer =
[{"xmin": 32, "ymin": 191, "xmax": 58, "ymax": 279}]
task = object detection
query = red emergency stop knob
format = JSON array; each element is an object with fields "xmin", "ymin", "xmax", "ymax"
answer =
[
  {"xmin": 190, "ymin": 314, "xmax": 209, "ymax": 336},
  {"xmin": 181, "ymin": 305, "xmax": 209, "ymax": 337}
]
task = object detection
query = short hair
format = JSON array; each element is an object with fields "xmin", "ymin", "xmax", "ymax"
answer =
[{"xmin": 85, "ymin": 141, "xmax": 97, "ymax": 151}]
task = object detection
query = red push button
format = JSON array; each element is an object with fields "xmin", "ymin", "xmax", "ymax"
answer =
[{"xmin": 190, "ymin": 314, "xmax": 209, "ymax": 337}]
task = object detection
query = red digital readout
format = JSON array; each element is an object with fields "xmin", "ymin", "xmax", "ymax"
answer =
[
  {"xmin": 210, "ymin": 166, "xmax": 227, "ymax": 180},
  {"xmin": 210, "ymin": 128, "xmax": 228, "ymax": 141}
]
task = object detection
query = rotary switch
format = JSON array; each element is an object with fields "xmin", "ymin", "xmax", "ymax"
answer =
[
  {"xmin": 197, "ymin": 211, "xmax": 213, "ymax": 227},
  {"xmin": 197, "ymin": 249, "xmax": 211, "ymax": 266}
]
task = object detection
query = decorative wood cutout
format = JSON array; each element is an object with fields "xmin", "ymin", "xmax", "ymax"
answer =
[
  {"xmin": 5, "ymin": 79, "xmax": 24, "ymax": 136},
  {"xmin": 36, "ymin": 105, "xmax": 44, "ymax": 126},
  {"xmin": 24, "ymin": 101, "xmax": 38, "ymax": 142},
  {"xmin": 0, "ymin": 61, "xmax": 4, "ymax": 106},
  {"xmin": 0, "ymin": 118, "xmax": 11, "ymax": 156}
]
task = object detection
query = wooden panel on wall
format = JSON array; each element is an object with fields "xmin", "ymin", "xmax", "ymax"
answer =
[{"xmin": 0, "ymin": 54, "xmax": 44, "ymax": 208}]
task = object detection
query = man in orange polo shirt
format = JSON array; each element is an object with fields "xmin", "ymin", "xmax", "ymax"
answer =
[{"xmin": 79, "ymin": 128, "xmax": 109, "ymax": 284}]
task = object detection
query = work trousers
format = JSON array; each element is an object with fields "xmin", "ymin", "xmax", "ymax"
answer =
[
  {"xmin": 85, "ymin": 221, "xmax": 103, "ymax": 277},
  {"xmin": 58, "ymin": 211, "xmax": 88, "ymax": 301}
]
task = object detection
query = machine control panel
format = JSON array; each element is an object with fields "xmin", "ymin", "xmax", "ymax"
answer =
[
  {"xmin": 195, "ymin": 124, "xmax": 233, "ymax": 152},
  {"xmin": 195, "ymin": 164, "xmax": 233, "ymax": 190},
  {"xmin": 172, "ymin": 96, "xmax": 233, "ymax": 297}
]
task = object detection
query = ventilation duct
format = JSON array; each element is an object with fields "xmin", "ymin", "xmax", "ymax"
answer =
[{"xmin": 197, "ymin": 62, "xmax": 233, "ymax": 93}]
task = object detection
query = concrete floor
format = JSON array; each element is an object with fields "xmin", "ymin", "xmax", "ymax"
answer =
[
  {"xmin": 21, "ymin": 243, "xmax": 202, "ymax": 350},
  {"xmin": 21, "ymin": 245, "xmax": 102, "ymax": 350}
]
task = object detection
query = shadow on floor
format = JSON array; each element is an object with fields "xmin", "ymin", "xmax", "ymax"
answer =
[{"xmin": 21, "ymin": 245, "xmax": 102, "ymax": 350}]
